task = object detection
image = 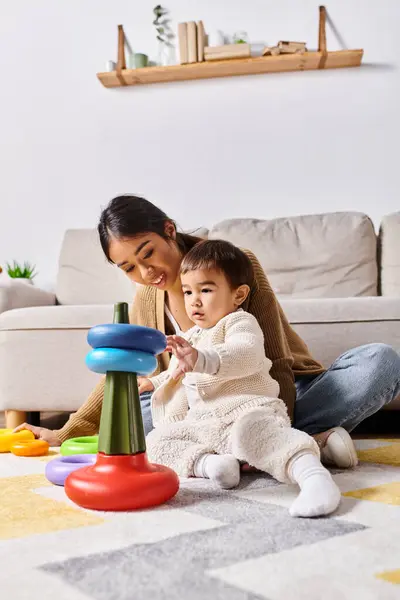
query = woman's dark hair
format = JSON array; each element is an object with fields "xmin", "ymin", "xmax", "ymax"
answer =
[
  {"xmin": 181, "ymin": 239, "xmax": 254, "ymax": 289},
  {"xmin": 98, "ymin": 195, "xmax": 200, "ymax": 262}
]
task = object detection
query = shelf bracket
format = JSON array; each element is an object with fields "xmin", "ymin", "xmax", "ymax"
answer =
[
  {"xmin": 318, "ymin": 6, "xmax": 328, "ymax": 69},
  {"xmin": 116, "ymin": 24, "xmax": 127, "ymax": 86}
]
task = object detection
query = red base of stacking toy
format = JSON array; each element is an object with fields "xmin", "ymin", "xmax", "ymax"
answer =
[{"xmin": 64, "ymin": 452, "xmax": 179, "ymax": 511}]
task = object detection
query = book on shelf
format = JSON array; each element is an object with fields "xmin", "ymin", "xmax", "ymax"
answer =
[
  {"xmin": 197, "ymin": 21, "xmax": 206, "ymax": 62},
  {"xmin": 187, "ymin": 21, "xmax": 198, "ymax": 63},
  {"xmin": 277, "ymin": 41, "xmax": 307, "ymax": 53},
  {"xmin": 178, "ymin": 20, "xmax": 207, "ymax": 64},
  {"xmin": 178, "ymin": 22, "xmax": 188, "ymax": 64}
]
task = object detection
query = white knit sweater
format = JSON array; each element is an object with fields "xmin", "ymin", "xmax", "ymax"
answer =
[{"xmin": 150, "ymin": 310, "xmax": 281, "ymax": 426}]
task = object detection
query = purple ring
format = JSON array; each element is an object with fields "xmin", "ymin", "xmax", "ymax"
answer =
[{"xmin": 45, "ymin": 454, "xmax": 97, "ymax": 486}]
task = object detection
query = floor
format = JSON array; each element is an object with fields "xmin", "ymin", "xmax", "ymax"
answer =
[
  {"xmin": 2, "ymin": 411, "xmax": 399, "ymax": 438},
  {"xmin": 2, "ymin": 438, "xmax": 400, "ymax": 600}
]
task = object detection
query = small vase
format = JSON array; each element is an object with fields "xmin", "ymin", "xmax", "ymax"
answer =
[{"xmin": 157, "ymin": 41, "xmax": 174, "ymax": 66}]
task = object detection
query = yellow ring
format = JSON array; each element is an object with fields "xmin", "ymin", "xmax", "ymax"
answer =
[
  {"xmin": 10, "ymin": 439, "xmax": 49, "ymax": 457},
  {"xmin": 0, "ymin": 430, "xmax": 35, "ymax": 453}
]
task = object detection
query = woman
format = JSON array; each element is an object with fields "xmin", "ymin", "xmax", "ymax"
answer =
[{"xmin": 17, "ymin": 195, "xmax": 400, "ymax": 467}]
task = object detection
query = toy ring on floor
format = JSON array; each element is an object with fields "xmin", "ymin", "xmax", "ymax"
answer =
[
  {"xmin": 45, "ymin": 454, "xmax": 97, "ymax": 486},
  {"xmin": 10, "ymin": 439, "xmax": 49, "ymax": 457},
  {"xmin": 0, "ymin": 429, "xmax": 35, "ymax": 453},
  {"xmin": 85, "ymin": 347, "xmax": 157, "ymax": 376},
  {"xmin": 60, "ymin": 436, "xmax": 98, "ymax": 456},
  {"xmin": 88, "ymin": 324, "xmax": 166, "ymax": 355}
]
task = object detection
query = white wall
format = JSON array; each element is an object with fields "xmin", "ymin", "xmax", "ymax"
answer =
[{"xmin": 0, "ymin": 0, "xmax": 399, "ymax": 288}]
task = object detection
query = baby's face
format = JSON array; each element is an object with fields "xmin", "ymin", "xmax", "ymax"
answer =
[{"xmin": 181, "ymin": 268, "xmax": 243, "ymax": 329}]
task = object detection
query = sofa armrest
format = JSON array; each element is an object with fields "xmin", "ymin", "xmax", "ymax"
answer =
[
  {"xmin": 379, "ymin": 212, "xmax": 400, "ymax": 296},
  {"xmin": 0, "ymin": 303, "xmax": 119, "ymax": 330},
  {"xmin": 0, "ymin": 280, "xmax": 56, "ymax": 314}
]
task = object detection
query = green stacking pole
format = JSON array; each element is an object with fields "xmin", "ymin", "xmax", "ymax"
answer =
[{"xmin": 98, "ymin": 302, "xmax": 147, "ymax": 455}]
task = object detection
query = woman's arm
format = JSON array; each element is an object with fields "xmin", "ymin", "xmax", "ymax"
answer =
[
  {"xmin": 54, "ymin": 378, "xmax": 104, "ymax": 443},
  {"xmin": 243, "ymin": 250, "xmax": 296, "ymax": 420}
]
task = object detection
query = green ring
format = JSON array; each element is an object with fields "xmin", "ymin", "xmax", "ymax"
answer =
[{"xmin": 60, "ymin": 436, "xmax": 98, "ymax": 456}]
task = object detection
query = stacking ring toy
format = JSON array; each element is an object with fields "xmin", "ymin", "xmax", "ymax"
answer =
[
  {"xmin": 64, "ymin": 302, "xmax": 179, "ymax": 511},
  {"xmin": 45, "ymin": 454, "xmax": 97, "ymax": 486},
  {"xmin": 10, "ymin": 439, "xmax": 49, "ymax": 457},
  {"xmin": 61, "ymin": 436, "xmax": 98, "ymax": 456},
  {"xmin": 85, "ymin": 347, "xmax": 157, "ymax": 376},
  {"xmin": 0, "ymin": 429, "xmax": 35, "ymax": 453},
  {"xmin": 88, "ymin": 324, "xmax": 166, "ymax": 355}
]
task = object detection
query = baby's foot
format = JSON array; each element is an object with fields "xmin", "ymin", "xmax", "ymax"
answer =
[
  {"xmin": 288, "ymin": 451, "xmax": 341, "ymax": 518},
  {"xmin": 194, "ymin": 454, "xmax": 240, "ymax": 489},
  {"xmin": 289, "ymin": 472, "xmax": 341, "ymax": 517}
]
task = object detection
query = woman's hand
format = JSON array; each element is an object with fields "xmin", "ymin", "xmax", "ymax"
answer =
[
  {"xmin": 13, "ymin": 423, "xmax": 62, "ymax": 447},
  {"xmin": 167, "ymin": 335, "xmax": 198, "ymax": 380},
  {"xmin": 138, "ymin": 377, "xmax": 154, "ymax": 394}
]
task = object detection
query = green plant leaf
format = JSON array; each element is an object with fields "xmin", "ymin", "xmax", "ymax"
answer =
[{"xmin": 6, "ymin": 259, "xmax": 37, "ymax": 279}]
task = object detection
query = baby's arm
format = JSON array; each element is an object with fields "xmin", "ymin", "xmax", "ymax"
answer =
[
  {"xmin": 209, "ymin": 312, "xmax": 266, "ymax": 380},
  {"xmin": 148, "ymin": 370, "xmax": 170, "ymax": 390},
  {"xmin": 167, "ymin": 335, "xmax": 220, "ymax": 378}
]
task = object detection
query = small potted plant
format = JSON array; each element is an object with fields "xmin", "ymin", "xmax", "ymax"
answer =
[{"xmin": 5, "ymin": 260, "xmax": 37, "ymax": 284}]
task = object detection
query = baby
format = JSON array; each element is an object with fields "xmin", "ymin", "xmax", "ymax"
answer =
[{"xmin": 143, "ymin": 239, "xmax": 341, "ymax": 518}]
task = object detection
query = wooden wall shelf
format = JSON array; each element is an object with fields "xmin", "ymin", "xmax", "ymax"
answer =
[
  {"xmin": 97, "ymin": 49, "xmax": 363, "ymax": 89},
  {"xmin": 97, "ymin": 7, "xmax": 363, "ymax": 90}
]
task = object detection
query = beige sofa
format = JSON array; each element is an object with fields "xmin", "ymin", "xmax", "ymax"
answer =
[{"xmin": 1, "ymin": 211, "xmax": 399, "ymax": 429}]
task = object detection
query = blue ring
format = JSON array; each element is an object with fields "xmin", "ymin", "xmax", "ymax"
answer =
[
  {"xmin": 85, "ymin": 347, "xmax": 157, "ymax": 376},
  {"xmin": 88, "ymin": 324, "xmax": 166, "ymax": 355}
]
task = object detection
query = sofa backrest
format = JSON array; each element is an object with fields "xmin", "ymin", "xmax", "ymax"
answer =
[
  {"xmin": 209, "ymin": 212, "xmax": 378, "ymax": 298},
  {"xmin": 379, "ymin": 212, "xmax": 400, "ymax": 297},
  {"xmin": 55, "ymin": 212, "xmax": 383, "ymax": 305},
  {"xmin": 56, "ymin": 229, "xmax": 135, "ymax": 305}
]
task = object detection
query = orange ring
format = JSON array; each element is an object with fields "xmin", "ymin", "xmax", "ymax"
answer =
[{"xmin": 10, "ymin": 439, "xmax": 49, "ymax": 457}]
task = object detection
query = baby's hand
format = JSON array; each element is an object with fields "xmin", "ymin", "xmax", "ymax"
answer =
[
  {"xmin": 166, "ymin": 335, "xmax": 198, "ymax": 380},
  {"xmin": 138, "ymin": 377, "xmax": 154, "ymax": 394}
]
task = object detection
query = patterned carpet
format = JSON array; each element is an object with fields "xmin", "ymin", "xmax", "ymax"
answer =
[{"xmin": 1, "ymin": 439, "xmax": 400, "ymax": 600}]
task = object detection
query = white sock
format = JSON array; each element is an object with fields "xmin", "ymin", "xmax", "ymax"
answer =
[
  {"xmin": 194, "ymin": 453, "xmax": 240, "ymax": 489},
  {"xmin": 288, "ymin": 452, "xmax": 341, "ymax": 518}
]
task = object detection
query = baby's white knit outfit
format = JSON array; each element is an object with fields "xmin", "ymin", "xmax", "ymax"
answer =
[{"xmin": 146, "ymin": 310, "xmax": 319, "ymax": 482}]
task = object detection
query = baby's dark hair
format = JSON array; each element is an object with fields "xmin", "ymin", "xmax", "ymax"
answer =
[{"xmin": 180, "ymin": 239, "xmax": 254, "ymax": 289}]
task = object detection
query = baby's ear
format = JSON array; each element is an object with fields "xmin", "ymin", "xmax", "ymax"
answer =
[{"xmin": 234, "ymin": 284, "xmax": 250, "ymax": 307}]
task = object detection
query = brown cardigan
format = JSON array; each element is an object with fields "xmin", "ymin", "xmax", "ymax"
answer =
[{"xmin": 56, "ymin": 249, "xmax": 324, "ymax": 442}]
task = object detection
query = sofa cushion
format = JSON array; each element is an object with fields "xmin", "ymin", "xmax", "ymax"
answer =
[
  {"xmin": 55, "ymin": 227, "xmax": 209, "ymax": 306},
  {"xmin": 209, "ymin": 212, "xmax": 378, "ymax": 298},
  {"xmin": 56, "ymin": 229, "xmax": 136, "ymax": 305},
  {"xmin": 379, "ymin": 212, "xmax": 400, "ymax": 297},
  {"xmin": 280, "ymin": 297, "xmax": 400, "ymax": 409},
  {"xmin": 0, "ymin": 280, "xmax": 56, "ymax": 313}
]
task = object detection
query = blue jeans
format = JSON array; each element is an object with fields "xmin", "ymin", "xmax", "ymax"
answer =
[
  {"xmin": 294, "ymin": 343, "xmax": 400, "ymax": 434},
  {"xmin": 140, "ymin": 343, "xmax": 400, "ymax": 437}
]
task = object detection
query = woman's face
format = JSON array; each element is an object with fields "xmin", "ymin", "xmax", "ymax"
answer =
[{"xmin": 108, "ymin": 223, "xmax": 182, "ymax": 291}]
